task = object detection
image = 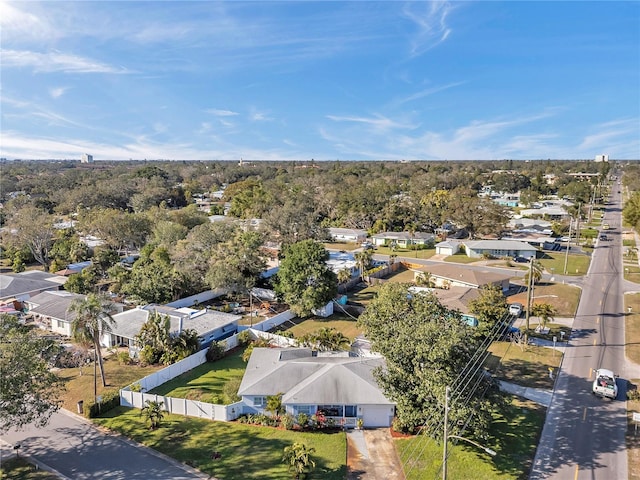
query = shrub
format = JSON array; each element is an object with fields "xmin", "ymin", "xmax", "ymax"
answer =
[
  {"xmin": 139, "ymin": 345, "xmax": 157, "ymax": 366},
  {"xmin": 627, "ymin": 382, "xmax": 640, "ymax": 401},
  {"xmin": 222, "ymin": 377, "xmax": 242, "ymax": 404},
  {"xmin": 84, "ymin": 389, "xmax": 120, "ymax": 418},
  {"xmin": 206, "ymin": 341, "xmax": 226, "ymax": 362},
  {"xmin": 237, "ymin": 330, "xmax": 252, "ymax": 346},
  {"xmin": 281, "ymin": 414, "xmax": 295, "ymax": 430},
  {"xmin": 296, "ymin": 412, "xmax": 310, "ymax": 429},
  {"xmin": 117, "ymin": 351, "xmax": 131, "ymax": 365}
]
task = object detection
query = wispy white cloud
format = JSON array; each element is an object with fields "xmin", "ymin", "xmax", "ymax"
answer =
[
  {"xmin": 326, "ymin": 114, "xmax": 417, "ymax": 132},
  {"xmin": 1, "ymin": 49, "xmax": 130, "ymax": 74},
  {"xmin": 402, "ymin": 1, "xmax": 455, "ymax": 57},
  {"xmin": 206, "ymin": 108, "xmax": 239, "ymax": 117},
  {"xmin": 0, "ymin": 2, "xmax": 58, "ymax": 43},
  {"xmin": 394, "ymin": 81, "xmax": 465, "ymax": 106},
  {"xmin": 49, "ymin": 87, "xmax": 68, "ymax": 99},
  {"xmin": 577, "ymin": 118, "xmax": 639, "ymax": 151},
  {"xmin": 250, "ymin": 108, "xmax": 273, "ymax": 122}
]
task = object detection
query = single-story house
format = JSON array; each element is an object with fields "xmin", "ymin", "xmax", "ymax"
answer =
[
  {"xmin": 412, "ymin": 264, "xmax": 511, "ymax": 292},
  {"xmin": 435, "ymin": 240, "xmax": 463, "ymax": 256},
  {"xmin": 408, "ymin": 286, "xmax": 481, "ymax": 327},
  {"xmin": 463, "ymin": 240, "xmax": 537, "ymax": 259},
  {"xmin": 507, "ymin": 218, "xmax": 552, "ymax": 234},
  {"xmin": 0, "ymin": 271, "xmax": 67, "ymax": 302},
  {"xmin": 107, "ymin": 304, "xmax": 242, "ymax": 350},
  {"xmin": 371, "ymin": 231, "xmax": 435, "ymax": 248},
  {"xmin": 24, "ymin": 290, "xmax": 86, "ymax": 336},
  {"xmin": 238, "ymin": 348, "xmax": 395, "ymax": 428},
  {"xmin": 328, "ymin": 228, "xmax": 368, "ymax": 244}
]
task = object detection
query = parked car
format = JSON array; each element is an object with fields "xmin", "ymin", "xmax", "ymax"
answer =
[
  {"xmin": 592, "ymin": 369, "xmax": 618, "ymax": 399},
  {"xmin": 508, "ymin": 303, "xmax": 523, "ymax": 317},
  {"xmin": 513, "ymin": 256, "xmax": 529, "ymax": 263},
  {"xmin": 599, "ymin": 234, "xmax": 608, "ymax": 241},
  {"xmin": 361, "ymin": 241, "xmax": 374, "ymax": 250}
]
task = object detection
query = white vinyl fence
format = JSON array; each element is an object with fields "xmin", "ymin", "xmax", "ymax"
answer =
[
  {"xmin": 120, "ymin": 312, "xmax": 295, "ymax": 422},
  {"xmin": 237, "ymin": 309, "xmax": 295, "ymax": 332}
]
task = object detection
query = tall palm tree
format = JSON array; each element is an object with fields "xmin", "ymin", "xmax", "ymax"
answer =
[
  {"xmin": 524, "ymin": 259, "xmax": 544, "ymax": 333},
  {"xmin": 68, "ymin": 293, "xmax": 116, "ymax": 388},
  {"xmin": 337, "ymin": 268, "xmax": 352, "ymax": 292},
  {"xmin": 532, "ymin": 303, "xmax": 557, "ymax": 330},
  {"xmin": 354, "ymin": 250, "xmax": 373, "ymax": 284}
]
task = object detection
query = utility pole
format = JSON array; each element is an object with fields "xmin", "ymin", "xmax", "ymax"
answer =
[
  {"xmin": 563, "ymin": 218, "xmax": 572, "ymax": 275},
  {"xmin": 442, "ymin": 386, "xmax": 450, "ymax": 480},
  {"xmin": 525, "ymin": 257, "xmax": 533, "ymax": 335}
]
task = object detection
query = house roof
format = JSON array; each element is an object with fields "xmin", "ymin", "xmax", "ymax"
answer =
[
  {"xmin": 428, "ymin": 286, "xmax": 481, "ymax": 314},
  {"xmin": 464, "ymin": 240, "xmax": 537, "ymax": 251},
  {"xmin": 238, "ymin": 348, "xmax": 393, "ymax": 406},
  {"xmin": 415, "ymin": 263, "xmax": 511, "ymax": 287},
  {"xmin": 435, "ymin": 240, "xmax": 463, "ymax": 248},
  {"xmin": 110, "ymin": 305, "xmax": 242, "ymax": 340},
  {"xmin": 0, "ymin": 271, "xmax": 66, "ymax": 301},
  {"xmin": 25, "ymin": 290, "xmax": 86, "ymax": 322},
  {"xmin": 372, "ymin": 231, "xmax": 435, "ymax": 241},
  {"xmin": 328, "ymin": 228, "xmax": 367, "ymax": 236}
]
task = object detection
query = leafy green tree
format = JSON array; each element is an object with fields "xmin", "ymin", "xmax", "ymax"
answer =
[
  {"xmin": 357, "ymin": 283, "xmax": 497, "ymax": 435},
  {"xmin": 282, "ymin": 442, "xmax": 316, "ymax": 479},
  {"xmin": 468, "ymin": 284, "xmax": 509, "ymax": 338},
  {"xmin": 531, "ymin": 303, "xmax": 556, "ymax": 330},
  {"xmin": 140, "ymin": 400, "xmax": 165, "ymax": 430},
  {"xmin": 135, "ymin": 312, "xmax": 171, "ymax": 365},
  {"xmin": 0, "ymin": 315, "xmax": 63, "ymax": 433},
  {"xmin": 3, "ymin": 205, "xmax": 56, "ymax": 268},
  {"xmin": 623, "ymin": 191, "xmax": 640, "ymax": 229},
  {"xmin": 122, "ymin": 246, "xmax": 186, "ymax": 303},
  {"xmin": 68, "ymin": 294, "xmax": 116, "ymax": 388},
  {"xmin": 275, "ymin": 240, "xmax": 337, "ymax": 317},
  {"xmin": 205, "ymin": 230, "xmax": 267, "ymax": 300}
]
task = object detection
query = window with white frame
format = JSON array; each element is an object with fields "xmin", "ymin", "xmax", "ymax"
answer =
[
  {"xmin": 56, "ymin": 320, "xmax": 64, "ymax": 328},
  {"xmin": 294, "ymin": 405, "xmax": 313, "ymax": 415},
  {"xmin": 253, "ymin": 396, "xmax": 267, "ymax": 407}
]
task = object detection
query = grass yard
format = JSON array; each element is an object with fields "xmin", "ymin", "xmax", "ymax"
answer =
[
  {"xmin": 527, "ymin": 323, "xmax": 572, "ymax": 343},
  {"xmin": 624, "ymin": 265, "xmax": 640, "ymax": 284},
  {"xmin": 346, "ymin": 266, "xmax": 416, "ymax": 307},
  {"xmin": 444, "ymin": 253, "xmax": 482, "ymax": 264},
  {"xmin": 507, "ymin": 283, "xmax": 581, "ymax": 318},
  {"xmin": 149, "ymin": 349, "xmax": 245, "ymax": 403},
  {"xmin": 56, "ymin": 354, "xmax": 163, "ymax": 412},
  {"xmin": 95, "ymin": 406, "xmax": 346, "ymax": 480},
  {"xmin": 485, "ymin": 342, "xmax": 563, "ymax": 390},
  {"xmin": 0, "ymin": 457, "xmax": 59, "ymax": 480},
  {"xmin": 625, "ymin": 294, "xmax": 640, "ymax": 365},
  {"xmin": 537, "ymin": 252, "xmax": 590, "ymax": 276},
  {"xmin": 396, "ymin": 396, "xmax": 545, "ymax": 480},
  {"xmin": 281, "ymin": 314, "xmax": 363, "ymax": 341},
  {"xmin": 627, "ymin": 379, "xmax": 640, "ymax": 480},
  {"xmin": 374, "ymin": 245, "xmax": 438, "ymax": 260}
]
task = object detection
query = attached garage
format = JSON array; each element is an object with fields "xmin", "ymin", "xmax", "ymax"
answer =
[{"xmin": 362, "ymin": 405, "xmax": 394, "ymax": 428}]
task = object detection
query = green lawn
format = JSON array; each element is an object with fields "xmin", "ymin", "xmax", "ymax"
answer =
[
  {"xmin": 507, "ymin": 282, "xmax": 581, "ymax": 318},
  {"xmin": 396, "ymin": 396, "xmax": 545, "ymax": 480},
  {"xmin": 444, "ymin": 253, "xmax": 482, "ymax": 264},
  {"xmin": 95, "ymin": 407, "xmax": 346, "ymax": 480},
  {"xmin": 57, "ymin": 353, "xmax": 163, "ymax": 412},
  {"xmin": 149, "ymin": 349, "xmax": 245, "ymax": 403},
  {"xmin": 280, "ymin": 314, "xmax": 363, "ymax": 341},
  {"xmin": 0, "ymin": 457, "xmax": 59, "ymax": 480},
  {"xmin": 485, "ymin": 342, "xmax": 563, "ymax": 390},
  {"xmin": 537, "ymin": 252, "xmax": 590, "ymax": 276}
]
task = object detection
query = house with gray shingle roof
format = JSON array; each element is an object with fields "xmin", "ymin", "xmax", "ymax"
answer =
[
  {"xmin": 412, "ymin": 263, "xmax": 511, "ymax": 292},
  {"xmin": 0, "ymin": 271, "xmax": 66, "ymax": 302},
  {"xmin": 24, "ymin": 290, "xmax": 87, "ymax": 337},
  {"xmin": 238, "ymin": 348, "xmax": 395, "ymax": 428},
  {"xmin": 108, "ymin": 305, "xmax": 241, "ymax": 351},
  {"xmin": 463, "ymin": 239, "xmax": 537, "ymax": 259},
  {"xmin": 372, "ymin": 231, "xmax": 435, "ymax": 248}
]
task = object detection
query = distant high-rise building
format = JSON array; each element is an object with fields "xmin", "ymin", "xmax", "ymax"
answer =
[
  {"xmin": 81, "ymin": 153, "xmax": 94, "ymax": 163},
  {"xmin": 595, "ymin": 154, "xmax": 609, "ymax": 162}
]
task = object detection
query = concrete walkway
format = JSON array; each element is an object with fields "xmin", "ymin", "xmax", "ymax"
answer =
[{"xmin": 498, "ymin": 380, "xmax": 554, "ymax": 407}]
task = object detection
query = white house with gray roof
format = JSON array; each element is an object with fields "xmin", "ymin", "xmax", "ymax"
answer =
[
  {"xmin": 0, "ymin": 271, "xmax": 66, "ymax": 302},
  {"xmin": 107, "ymin": 305, "xmax": 241, "ymax": 350},
  {"xmin": 371, "ymin": 231, "xmax": 435, "ymax": 248},
  {"xmin": 238, "ymin": 348, "xmax": 395, "ymax": 428},
  {"xmin": 328, "ymin": 228, "xmax": 368, "ymax": 243},
  {"xmin": 463, "ymin": 240, "xmax": 537, "ymax": 259}
]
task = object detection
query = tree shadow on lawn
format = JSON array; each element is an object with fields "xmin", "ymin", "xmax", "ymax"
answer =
[{"xmin": 485, "ymin": 353, "xmax": 555, "ymax": 390}]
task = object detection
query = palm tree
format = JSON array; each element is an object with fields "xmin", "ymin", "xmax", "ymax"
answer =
[
  {"xmin": 532, "ymin": 303, "xmax": 556, "ymax": 331},
  {"xmin": 524, "ymin": 259, "xmax": 543, "ymax": 333},
  {"xmin": 282, "ymin": 442, "xmax": 316, "ymax": 479},
  {"xmin": 354, "ymin": 250, "xmax": 373, "ymax": 284},
  {"xmin": 68, "ymin": 293, "xmax": 116, "ymax": 388},
  {"xmin": 337, "ymin": 268, "xmax": 352, "ymax": 292},
  {"xmin": 315, "ymin": 327, "xmax": 350, "ymax": 351},
  {"xmin": 141, "ymin": 400, "xmax": 165, "ymax": 430}
]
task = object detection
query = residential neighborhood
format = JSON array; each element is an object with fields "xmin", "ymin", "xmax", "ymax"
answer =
[{"xmin": 3, "ymin": 156, "xmax": 640, "ymax": 480}]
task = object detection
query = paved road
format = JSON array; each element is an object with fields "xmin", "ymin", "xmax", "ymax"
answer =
[
  {"xmin": 0, "ymin": 409, "xmax": 208, "ymax": 479},
  {"xmin": 530, "ymin": 187, "xmax": 629, "ymax": 480}
]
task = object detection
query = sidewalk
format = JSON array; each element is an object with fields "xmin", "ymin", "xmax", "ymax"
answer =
[{"xmin": 498, "ymin": 380, "xmax": 553, "ymax": 407}]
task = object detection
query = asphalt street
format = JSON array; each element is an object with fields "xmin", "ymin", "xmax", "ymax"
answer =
[
  {"xmin": 0, "ymin": 409, "xmax": 208, "ymax": 479},
  {"xmin": 530, "ymin": 187, "xmax": 630, "ymax": 480}
]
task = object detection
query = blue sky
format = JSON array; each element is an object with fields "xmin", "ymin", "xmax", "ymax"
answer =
[{"xmin": 1, "ymin": 1, "xmax": 638, "ymax": 161}]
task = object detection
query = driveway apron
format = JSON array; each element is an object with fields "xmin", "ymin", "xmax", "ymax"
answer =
[{"xmin": 347, "ymin": 428, "xmax": 404, "ymax": 480}]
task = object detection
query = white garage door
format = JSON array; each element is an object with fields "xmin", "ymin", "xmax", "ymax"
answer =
[{"xmin": 362, "ymin": 405, "xmax": 392, "ymax": 427}]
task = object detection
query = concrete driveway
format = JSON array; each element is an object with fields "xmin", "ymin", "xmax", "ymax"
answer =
[{"xmin": 347, "ymin": 428, "xmax": 404, "ymax": 480}]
